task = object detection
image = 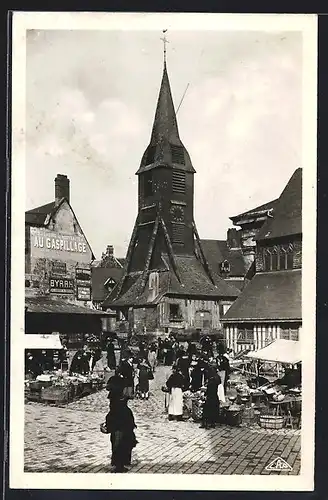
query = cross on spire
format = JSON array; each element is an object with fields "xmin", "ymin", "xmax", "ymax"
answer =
[{"xmin": 160, "ymin": 29, "xmax": 169, "ymax": 64}]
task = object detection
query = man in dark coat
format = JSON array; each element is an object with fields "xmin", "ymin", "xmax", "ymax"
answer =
[
  {"xmin": 106, "ymin": 396, "xmax": 137, "ymax": 473},
  {"xmin": 25, "ymin": 351, "xmax": 43, "ymax": 378},
  {"xmin": 69, "ymin": 346, "xmax": 90, "ymax": 375},
  {"xmin": 119, "ymin": 356, "xmax": 135, "ymax": 398}
]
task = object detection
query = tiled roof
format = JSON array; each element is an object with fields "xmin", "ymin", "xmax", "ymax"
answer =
[
  {"xmin": 25, "ymin": 296, "xmax": 111, "ymax": 315},
  {"xmin": 167, "ymin": 255, "xmax": 240, "ymax": 298},
  {"xmin": 222, "ymin": 269, "xmax": 301, "ymax": 322},
  {"xmin": 230, "ymin": 199, "xmax": 279, "ymax": 223},
  {"xmin": 105, "ymin": 254, "xmax": 240, "ymax": 308},
  {"xmin": 25, "ymin": 201, "xmax": 56, "ymax": 226},
  {"xmin": 201, "ymin": 239, "xmax": 247, "ymax": 277},
  {"xmin": 91, "ymin": 267, "xmax": 124, "ymax": 302},
  {"xmin": 256, "ymin": 168, "xmax": 302, "ymax": 241}
]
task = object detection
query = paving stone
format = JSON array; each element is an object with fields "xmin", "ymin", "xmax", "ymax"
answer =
[{"xmin": 24, "ymin": 365, "xmax": 301, "ymax": 475}]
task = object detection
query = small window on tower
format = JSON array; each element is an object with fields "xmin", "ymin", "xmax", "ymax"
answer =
[
  {"xmin": 144, "ymin": 171, "xmax": 153, "ymax": 197},
  {"xmin": 146, "ymin": 146, "xmax": 156, "ymax": 165},
  {"xmin": 171, "ymin": 145, "xmax": 185, "ymax": 165},
  {"xmin": 172, "ymin": 170, "xmax": 186, "ymax": 194}
]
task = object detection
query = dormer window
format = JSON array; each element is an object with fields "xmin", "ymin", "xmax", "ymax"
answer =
[
  {"xmin": 220, "ymin": 260, "xmax": 231, "ymax": 274},
  {"xmin": 104, "ymin": 277, "xmax": 117, "ymax": 291}
]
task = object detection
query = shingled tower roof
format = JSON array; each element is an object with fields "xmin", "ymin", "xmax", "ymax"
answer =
[
  {"xmin": 136, "ymin": 62, "xmax": 195, "ymax": 174},
  {"xmin": 104, "ymin": 51, "xmax": 240, "ymax": 309}
]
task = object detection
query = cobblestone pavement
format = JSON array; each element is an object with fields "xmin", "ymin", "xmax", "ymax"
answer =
[{"xmin": 24, "ymin": 365, "xmax": 301, "ymax": 475}]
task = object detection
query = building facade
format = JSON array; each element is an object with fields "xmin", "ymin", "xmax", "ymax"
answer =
[
  {"xmin": 222, "ymin": 168, "xmax": 302, "ymax": 352},
  {"xmin": 104, "ymin": 58, "xmax": 240, "ymax": 336},
  {"xmin": 25, "ymin": 174, "xmax": 107, "ymax": 338}
]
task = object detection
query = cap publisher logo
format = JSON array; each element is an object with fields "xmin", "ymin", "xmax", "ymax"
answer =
[{"xmin": 265, "ymin": 457, "xmax": 293, "ymax": 472}]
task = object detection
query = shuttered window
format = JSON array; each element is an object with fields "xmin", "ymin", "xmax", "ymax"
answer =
[
  {"xmin": 171, "ymin": 145, "xmax": 185, "ymax": 165},
  {"xmin": 172, "ymin": 223, "xmax": 184, "ymax": 244},
  {"xmin": 172, "ymin": 170, "xmax": 186, "ymax": 194}
]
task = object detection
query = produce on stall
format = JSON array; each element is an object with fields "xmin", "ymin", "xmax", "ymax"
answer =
[{"xmin": 25, "ymin": 370, "xmax": 105, "ymax": 405}]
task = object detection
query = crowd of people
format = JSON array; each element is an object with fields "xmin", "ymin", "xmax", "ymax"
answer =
[
  {"xmin": 103, "ymin": 334, "xmax": 231, "ymax": 471},
  {"xmin": 163, "ymin": 336, "xmax": 231, "ymax": 428}
]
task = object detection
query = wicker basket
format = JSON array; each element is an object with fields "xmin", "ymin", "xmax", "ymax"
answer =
[
  {"xmin": 259, "ymin": 414, "xmax": 284, "ymax": 429},
  {"xmin": 191, "ymin": 399, "xmax": 203, "ymax": 422}
]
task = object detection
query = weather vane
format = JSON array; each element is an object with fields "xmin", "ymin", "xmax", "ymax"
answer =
[{"xmin": 160, "ymin": 29, "xmax": 169, "ymax": 63}]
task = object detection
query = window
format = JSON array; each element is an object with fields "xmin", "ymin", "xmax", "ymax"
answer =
[
  {"xmin": 279, "ymin": 248, "xmax": 286, "ymax": 270},
  {"xmin": 280, "ymin": 327, "xmax": 299, "ymax": 341},
  {"xmin": 172, "ymin": 170, "xmax": 186, "ymax": 194},
  {"xmin": 171, "ymin": 145, "xmax": 185, "ymax": 165},
  {"xmin": 271, "ymin": 248, "xmax": 278, "ymax": 270},
  {"xmin": 172, "ymin": 223, "xmax": 184, "ymax": 244},
  {"xmin": 237, "ymin": 328, "xmax": 254, "ymax": 344},
  {"xmin": 144, "ymin": 171, "xmax": 153, "ymax": 197},
  {"xmin": 146, "ymin": 145, "xmax": 156, "ymax": 165},
  {"xmin": 264, "ymin": 249, "xmax": 271, "ymax": 271},
  {"xmin": 219, "ymin": 260, "xmax": 231, "ymax": 274},
  {"xmin": 169, "ymin": 303, "xmax": 183, "ymax": 321},
  {"xmin": 286, "ymin": 251, "xmax": 294, "ymax": 269}
]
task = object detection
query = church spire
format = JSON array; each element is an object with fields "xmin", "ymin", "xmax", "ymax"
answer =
[{"xmin": 137, "ymin": 32, "xmax": 195, "ymax": 174}]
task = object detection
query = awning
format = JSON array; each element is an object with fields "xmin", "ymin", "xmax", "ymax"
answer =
[
  {"xmin": 246, "ymin": 339, "xmax": 301, "ymax": 364},
  {"xmin": 25, "ymin": 334, "xmax": 64, "ymax": 350},
  {"xmin": 25, "ymin": 296, "xmax": 110, "ymax": 315}
]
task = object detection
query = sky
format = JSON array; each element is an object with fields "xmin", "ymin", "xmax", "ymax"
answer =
[{"xmin": 26, "ymin": 29, "xmax": 302, "ymax": 259}]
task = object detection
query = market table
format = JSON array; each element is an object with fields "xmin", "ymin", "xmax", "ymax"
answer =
[{"xmin": 268, "ymin": 396, "xmax": 302, "ymax": 428}]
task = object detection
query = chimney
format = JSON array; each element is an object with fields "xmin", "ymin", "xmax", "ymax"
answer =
[
  {"xmin": 227, "ymin": 228, "xmax": 241, "ymax": 249},
  {"xmin": 106, "ymin": 245, "xmax": 114, "ymax": 256},
  {"xmin": 55, "ymin": 174, "xmax": 70, "ymax": 205}
]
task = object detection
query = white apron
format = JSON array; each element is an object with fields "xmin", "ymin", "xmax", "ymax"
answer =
[
  {"xmin": 168, "ymin": 387, "xmax": 183, "ymax": 416},
  {"xmin": 218, "ymin": 370, "xmax": 226, "ymax": 387},
  {"xmin": 217, "ymin": 383, "xmax": 226, "ymax": 403}
]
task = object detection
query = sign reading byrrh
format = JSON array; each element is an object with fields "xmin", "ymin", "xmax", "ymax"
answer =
[{"xmin": 49, "ymin": 277, "xmax": 75, "ymax": 294}]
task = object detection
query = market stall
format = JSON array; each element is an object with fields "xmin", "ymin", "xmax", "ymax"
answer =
[
  {"xmin": 243, "ymin": 339, "xmax": 302, "ymax": 429},
  {"xmin": 25, "ymin": 333, "xmax": 105, "ymax": 405}
]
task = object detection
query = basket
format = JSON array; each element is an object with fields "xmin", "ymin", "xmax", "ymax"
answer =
[
  {"xmin": 259, "ymin": 414, "xmax": 284, "ymax": 429},
  {"xmin": 191, "ymin": 399, "xmax": 203, "ymax": 422}
]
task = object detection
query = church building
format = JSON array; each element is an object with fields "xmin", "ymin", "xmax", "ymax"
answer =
[{"xmin": 104, "ymin": 51, "xmax": 240, "ymax": 335}]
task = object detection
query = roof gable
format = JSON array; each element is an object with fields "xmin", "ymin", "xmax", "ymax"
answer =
[{"xmin": 256, "ymin": 168, "xmax": 302, "ymax": 241}]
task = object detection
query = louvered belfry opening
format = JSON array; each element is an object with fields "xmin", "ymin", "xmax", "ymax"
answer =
[
  {"xmin": 172, "ymin": 170, "xmax": 186, "ymax": 194},
  {"xmin": 170, "ymin": 144, "xmax": 185, "ymax": 165}
]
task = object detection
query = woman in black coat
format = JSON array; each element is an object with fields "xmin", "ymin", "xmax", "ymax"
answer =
[
  {"xmin": 106, "ymin": 397, "xmax": 137, "ymax": 473},
  {"xmin": 201, "ymin": 373, "xmax": 221, "ymax": 429},
  {"xmin": 106, "ymin": 340, "xmax": 116, "ymax": 370}
]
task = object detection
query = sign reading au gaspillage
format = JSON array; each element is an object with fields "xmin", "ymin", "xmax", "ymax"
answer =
[
  {"xmin": 30, "ymin": 227, "xmax": 89, "ymax": 255},
  {"xmin": 49, "ymin": 277, "xmax": 75, "ymax": 294},
  {"xmin": 77, "ymin": 286, "xmax": 91, "ymax": 301}
]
